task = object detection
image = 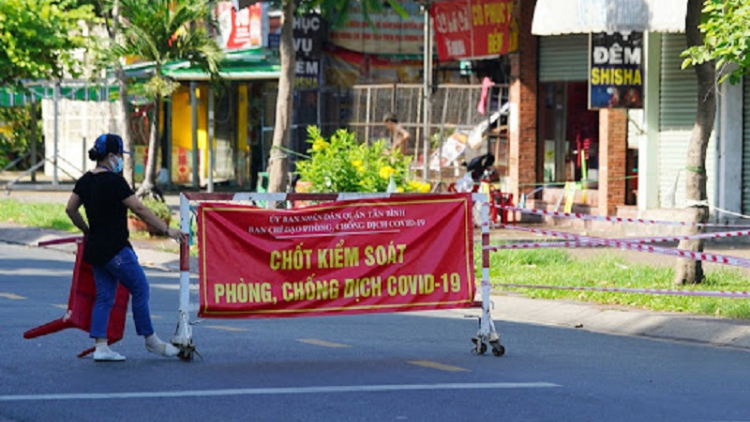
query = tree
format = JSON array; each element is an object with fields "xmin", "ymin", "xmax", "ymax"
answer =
[
  {"xmin": 84, "ymin": 0, "xmax": 137, "ymax": 187},
  {"xmin": 266, "ymin": 0, "xmax": 406, "ymax": 193},
  {"xmin": 111, "ymin": 0, "xmax": 223, "ymax": 199},
  {"xmin": 683, "ymin": 0, "xmax": 750, "ymax": 84},
  {"xmin": 0, "ymin": 105, "xmax": 41, "ymax": 169},
  {"xmin": 0, "ymin": 0, "xmax": 94, "ymax": 90},
  {"xmin": 672, "ymin": 0, "xmax": 721, "ymax": 284},
  {"xmin": 678, "ymin": 0, "xmax": 750, "ymax": 284}
]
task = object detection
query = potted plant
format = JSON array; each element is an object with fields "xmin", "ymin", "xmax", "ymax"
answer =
[{"xmin": 127, "ymin": 198, "xmax": 172, "ymax": 236}]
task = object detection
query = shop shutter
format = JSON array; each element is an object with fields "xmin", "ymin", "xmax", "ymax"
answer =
[
  {"xmin": 658, "ymin": 33, "xmax": 715, "ymax": 208},
  {"xmin": 742, "ymin": 76, "xmax": 750, "ymax": 214},
  {"xmin": 538, "ymin": 35, "xmax": 589, "ymax": 83}
]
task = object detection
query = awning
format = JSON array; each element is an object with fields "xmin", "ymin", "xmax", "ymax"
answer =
[
  {"xmin": 532, "ymin": 0, "xmax": 689, "ymax": 36},
  {"xmin": 0, "ymin": 83, "xmax": 118, "ymax": 107},
  {"xmin": 124, "ymin": 47, "xmax": 281, "ymax": 81}
]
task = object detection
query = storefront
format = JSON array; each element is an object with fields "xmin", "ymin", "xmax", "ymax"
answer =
[
  {"xmin": 537, "ymin": 35, "xmax": 600, "ymax": 184},
  {"xmin": 163, "ymin": 50, "xmax": 280, "ymax": 189}
]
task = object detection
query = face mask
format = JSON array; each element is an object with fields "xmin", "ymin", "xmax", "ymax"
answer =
[{"xmin": 111, "ymin": 155, "xmax": 123, "ymax": 173}]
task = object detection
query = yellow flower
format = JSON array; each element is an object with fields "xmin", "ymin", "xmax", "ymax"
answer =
[
  {"xmin": 351, "ymin": 159, "xmax": 365, "ymax": 173},
  {"xmin": 379, "ymin": 166, "xmax": 395, "ymax": 179},
  {"xmin": 311, "ymin": 138, "xmax": 328, "ymax": 152},
  {"xmin": 406, "ymin": 180, "xmax": 431, "ymax": 193},
  {"xmin": 397, "ymin": 187, "xmax": 404, "ymax": 193}
]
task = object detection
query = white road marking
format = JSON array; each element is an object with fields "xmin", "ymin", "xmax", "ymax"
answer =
[
  {"xmin": 0, "ymin": 382, "xmax": 560, "ymax": 401},
  {"xmin": 0, "ymin": 292, "xmax": 26, "ymax": 300}
]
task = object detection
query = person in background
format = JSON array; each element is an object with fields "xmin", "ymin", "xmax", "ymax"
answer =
[
  {"xmin": 65, "ymin": 133, "xmax": 184, "ymax": 362},
  {"xmin": 383, "ymin": 112, "xmax": 411, "ymax": 155}
]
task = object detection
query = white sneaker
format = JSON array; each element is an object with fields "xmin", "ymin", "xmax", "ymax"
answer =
[
  {"xmin": 145, "ymin": 336, "xmax": 180, "ymax": 357},
  {"xmin": 93, "ymin": 349, "xmax": 126, "ymax": 362}
]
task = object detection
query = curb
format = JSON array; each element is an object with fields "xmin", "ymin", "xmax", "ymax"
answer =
[{"xmin": 486, "ymin": 294, "xmax": 750, "ymax": 351}]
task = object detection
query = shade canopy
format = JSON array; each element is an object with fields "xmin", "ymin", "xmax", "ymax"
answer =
[
  {"xmin": 532, "ymin": 0, "xmax": 689, "ymax": 35},
  {"xmin": 124, "ymin": 48, "xmax": 281, "ymax": 81}
]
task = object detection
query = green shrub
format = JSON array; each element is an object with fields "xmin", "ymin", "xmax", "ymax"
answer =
[
  {"xmin": 129, "ymin": 197, "xmax": 171, "ymax": 220},
  {"xmin": 295, "ymin": 126, "xmax": 429, "ymax": 193}
]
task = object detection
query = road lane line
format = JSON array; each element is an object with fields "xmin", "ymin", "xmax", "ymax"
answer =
[
  {"xmin": 52, "ymin": 304, "xmax": 68, "ymax": 309},
  {"xmin": 407, "ymin": 360, "xmax": 469, "ymax": 372},
  {"xmin": 127, "ymin": 312, "xmax": 162, "ymax": 320},
  {"xmin": 298, "ymin": 339, "xmax": 351, "ymax": 348},
  {"xmin": 204, "ymin": 325, "xmax": 249, "ymax": 332},
  {"xmin": 0, "ymin": 382, "xmax": 561, "ymax": 401},
  {"xmin": 0, "ymin": 292, "xmax": 26, "ymax": 300}
]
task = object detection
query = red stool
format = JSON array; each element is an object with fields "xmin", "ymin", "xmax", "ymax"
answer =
[{"xmin": 490, "ymin": 190, "xmax": 514, "ymax": 224}]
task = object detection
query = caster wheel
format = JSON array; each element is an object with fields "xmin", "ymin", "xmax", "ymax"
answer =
[
  {"xmin": 492, "ymin": 344, "xmax": 505, "ymax": 357},
  {"xmin": 471, "ymin": 337, "xmax": 487, "ymax": 355},
  {"xmin": 176, "ymin": 343, "xmax": 201, "ymax": 362}
]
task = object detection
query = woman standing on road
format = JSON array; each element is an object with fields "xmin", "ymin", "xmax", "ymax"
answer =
[{"xmin": 65, "ymin": 133, "xmax": 183, "ymax": 362}]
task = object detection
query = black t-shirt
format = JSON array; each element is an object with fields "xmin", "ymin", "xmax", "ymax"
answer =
[{"xmin": 73, "ymin": 171, "xmax": 134, "ymax": 266}]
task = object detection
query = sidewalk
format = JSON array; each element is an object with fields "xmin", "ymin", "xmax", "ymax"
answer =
[{"xmin": 1, "ymin": 193, "xmax": 750, "ymax": 352}]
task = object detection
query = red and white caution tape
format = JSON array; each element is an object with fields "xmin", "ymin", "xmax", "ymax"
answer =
[
  {"xmin": 494, "ymin": 205, "xmax": 750, "ymax": 228},
  {"xmin": 491, "ymin": 241, "xmax": 606, "ymax": 250},
  {"xmin": 484, "ymin": 225, "xmax": 750, "ymax": 269},
  {"xmin": 496, "ymin": 283, "xmax": 750, "ymax": 298},
  {"xmin": 493, "ymin": 224, "xmax": 750, "ymax": 244}
]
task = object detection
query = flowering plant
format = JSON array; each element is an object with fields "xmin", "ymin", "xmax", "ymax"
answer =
[{"xmin": 296, "ymin": 126, "xmax": 430, "ymax": 193}]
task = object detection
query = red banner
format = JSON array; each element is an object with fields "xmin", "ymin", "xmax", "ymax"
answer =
[
  {"xmin": 431, "ymin": 0, "xmax": 516, "ymax": 61},
  {"xmin": 197, "ymin": 194, "xmax": 475, "ymax": 318},
  {"xmin": 215, "ymin": 1, "xmax": 267, "ymax": 50}
]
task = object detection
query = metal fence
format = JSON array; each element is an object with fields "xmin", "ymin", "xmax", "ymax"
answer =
[{"xmin": 344, "ymin": 83, "xmax": 510, "ymax": 184}]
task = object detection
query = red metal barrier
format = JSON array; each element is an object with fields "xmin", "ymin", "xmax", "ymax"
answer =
[{"xmin": 24, "ymin": 238, "xmax": 129, "ymax": 358}]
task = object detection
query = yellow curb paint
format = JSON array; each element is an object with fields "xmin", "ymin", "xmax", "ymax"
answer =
[
  {"xmin": 204, "ymin": 325, "xmax": 249, "ymax": 332},
  {"xmin": 408, "ymin": 361, "xmax": 469, "ymax": 372},
  {"xmin": 298, "ymin": 339, "xmax": 351, "ymax": 348},
  {"xmin": 0, "ymin": 292, "xmax": 26, "ymax": 300}
]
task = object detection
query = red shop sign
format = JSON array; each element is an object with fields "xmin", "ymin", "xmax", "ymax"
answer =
[{"xmin": 432, "ymin": 0, "xmax": 516, "ymax": 61}]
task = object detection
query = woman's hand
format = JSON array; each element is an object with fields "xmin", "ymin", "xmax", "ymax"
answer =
[{"xmin": 165, "ymin": 227, "xmax": 184, "ymax": 243}]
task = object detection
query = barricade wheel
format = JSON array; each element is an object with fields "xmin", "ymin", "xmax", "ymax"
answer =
[
  {"xmin": 471, "ymin": 338, "xmax": 488, "ymax": 355},
  {"xmin": 491, "ymin": 343, "xmax": 505, "ymax": 357},
  {"xmin": 177, "ymin": 343, "xmax": 200, "ymax": 362}
]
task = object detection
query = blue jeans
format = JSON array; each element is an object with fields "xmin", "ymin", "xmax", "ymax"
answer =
[{"xmin": 90, "ymin": 247, "xmax": 154, "ymax": 339}]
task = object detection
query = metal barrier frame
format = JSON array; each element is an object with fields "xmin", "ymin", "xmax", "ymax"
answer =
[{"xmin": 171, "ymin": 192, "xmax": 503, "ymax": 360}]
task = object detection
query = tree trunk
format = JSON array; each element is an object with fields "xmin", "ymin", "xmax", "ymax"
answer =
[
  {"xmin": 116, "ymin": 66, "xmax": 134, "ymax": 188},
  {"xmin": 267, "ymin": 0, "xmax": 296, "ymax": 193},
  {"xmin": 109, "ymin": 0, "xmax": 135, "ymax": 188},
  {"xmin": 136, "ymin": 93, "xmax": 161, "ymax": 200},
  {"xmin": 674, "ymin": 0, "xmax": 716, "ymax": 285}
]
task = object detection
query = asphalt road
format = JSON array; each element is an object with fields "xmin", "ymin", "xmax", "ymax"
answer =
[{"xmin": 1, "ymin": 243, "xmax": 749, "ymax": 422}]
